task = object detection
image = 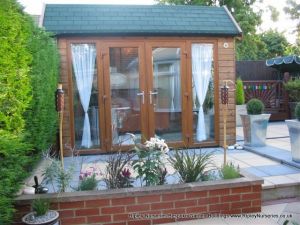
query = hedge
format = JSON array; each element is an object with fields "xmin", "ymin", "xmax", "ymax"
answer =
[
  {"xmin": 25, "ymin": 26, "xmax": 59, "ymax": 151},
  {"xmin": 0, "ymin": 130, "xmax": 33, "ymax": 224},
  {"xmin": 0, "ymin": 0, "xmax": 59, "ymax": 223},
  {"xmin": 0, "ymin": 0, "xmax": 32, "ymax": 133}
]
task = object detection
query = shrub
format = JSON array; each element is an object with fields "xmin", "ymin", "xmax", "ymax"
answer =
[
  {"xmin": 284, "ymin": 79, "xmax": 300, "ymax": 102},
  {"xmin": 77, "ymin": 174, "xmax": 98, "ymax": 191},
  {"xmin": 220, "ymin": 162, "xmax": 240, "ymax": 180},
  {"xmin": 25, "ymin": 26, "xmax": 59, "ymax": 151},
  {"xmin": 247, "ymin": 98, "xmax": 264, "ymax": 115},
  {"xmin": 104, "ymin": 152, "xmax": 134, "ymax": 189},
  {"xmin": 169, "ymin": 149, "xmax": 214, "ymax": 183},
  {"xmin": 132, "ymin": 137, "xmax": 169, "ymax": 186},
  {"xmin": 43, "ymin": 158, "xmax": 75, "ymax": 193},
  {"xmin": 0, "ymin": 0, "xmax": 32, "ymax": 133},
  {"xmin": 32, "ymin": 198, "xmax": 50, "ymax": 216},
  {"xmin": 0, "ymin": 130, "xmax": 32, "ymax": 224},
  {"xmin": 295, "ymin": 102, "xmax": 300, "ymax": 121},
  {"xmin": 236, "ymin": 77, "xmax": 245, "ymax": 105}
]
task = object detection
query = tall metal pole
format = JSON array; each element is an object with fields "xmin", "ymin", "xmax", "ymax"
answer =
[{"xmin": 56, "ymin": 84, "xmax": 64, "ymax": 168}]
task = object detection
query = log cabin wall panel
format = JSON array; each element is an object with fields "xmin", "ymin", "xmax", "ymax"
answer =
[
  {"xmin": 44, "ymin": 4, "xmax": 241, "ymax": 155},
  {"xmin": 217, "ymin": 37, "xmax": 236, "ymax": 146},
  {"xmin": 58, "ymin": 36, "xmax": 237, "ymax": 155},
  {"xmin": 58, "ymin": 38, "xmax": 73, "ymax": 156}
]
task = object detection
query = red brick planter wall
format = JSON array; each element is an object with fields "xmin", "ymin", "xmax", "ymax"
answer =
[{"xmin": 14, "ymin": 172, "xmax": 263, "ymax": 225}]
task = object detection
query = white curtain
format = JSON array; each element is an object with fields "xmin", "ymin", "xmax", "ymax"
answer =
[
  {"xmin": 71, "ymin": 44, "xmax": 96, "ymax": 148},
  {"xmin": 169, "ymin": 61, "xmax": 181, "ymax": 111},
  {"xmin": 192, "ymin": 44, "xmax": 213, "ymax": 141}
]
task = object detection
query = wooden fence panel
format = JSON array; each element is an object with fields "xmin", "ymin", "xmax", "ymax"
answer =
[{"xmin": 236, "ymin": 60, "xmax": 280, "ymax": 81}]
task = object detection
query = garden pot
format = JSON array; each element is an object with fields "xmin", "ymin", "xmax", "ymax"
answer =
[
  {"xmin": 22, "ymin": 210, "xmax": 59, "ymax": 225},
  {"xmin": 285, "ymin": 120, "xmax": 300, "ymax": 163},
  {"xmin": 289, "ymin": 102, "xmax": 298, "ymax": 119},
  {"xmin": 240, "ymin": 114, "xmax": 271, "ymax": 147},
  {"xmin": 236, "ymin": 104, "xmax": 247, "ymax": 127}
]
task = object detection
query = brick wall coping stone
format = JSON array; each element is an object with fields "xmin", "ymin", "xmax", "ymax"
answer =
[{"xmin": 15, "ymin": 171, "xmax": 263, "ymax": 205}]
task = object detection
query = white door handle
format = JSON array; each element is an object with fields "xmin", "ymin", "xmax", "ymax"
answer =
[
  {"xmin": 149, "ymin": 91, "xmax": 158, "ymax": 104},
  {"xmin": 136, "ymin": 91, "xmax": 145, "ymax": 104}
]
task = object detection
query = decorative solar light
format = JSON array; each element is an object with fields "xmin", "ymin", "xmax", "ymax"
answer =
[
  {"xmin": 220, "ymin": 80, "xmax": 234, "ymax": 165},
  {"xmin": 221, "ymin": 84, "xmax": 229, "ymax": 105},
  {"xmin": 56, "ymin": 83, "xmax": 64, "ymax": 168}
]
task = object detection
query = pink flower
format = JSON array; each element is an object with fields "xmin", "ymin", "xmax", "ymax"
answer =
[{"xmin": 121, "ymin": 168, "xmax": 131, "ymax": 178}]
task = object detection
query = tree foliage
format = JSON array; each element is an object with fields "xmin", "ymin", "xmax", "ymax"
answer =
[
  {"xmin": 156, "ymin": 0, "xmax": 262, "ymax": 60},
  {"xmin": 284, "ymin": 0, "xmax": 300, "ymax": 56},
  {"xmin": 267, "ymin": 5, "xmax": 279, "ymax": 22},
  {"xmin": 257, "ymin": 30, "xmax": 289, "ymax": 59},
  {"xmin": 284, "ymin": 0, "xmax": 300, "ymax": 33}
]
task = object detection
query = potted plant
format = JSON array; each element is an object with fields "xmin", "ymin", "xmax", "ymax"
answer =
[
  {"xmin": 236, "ymin": 77, "xmax": 246, "ymax": 127},
  {"xmin": 240, "ymin": 98, "xmax": 271, "ymax": 147},
  {"xmin": 284, "ymin": 78, "xmax": 300, "ymax": 118},
  {"xmin": 285, "ymin": 102, "xmax": 300, "ymax": 162},
  {"xmin": 22, "ymin": 198, "xmax": 59, "ymax": 225}
]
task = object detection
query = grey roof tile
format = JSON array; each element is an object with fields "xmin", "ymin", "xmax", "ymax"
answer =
[{"xmin": 43, "ymin": 4, "xmax": 242, "ymax": 36}]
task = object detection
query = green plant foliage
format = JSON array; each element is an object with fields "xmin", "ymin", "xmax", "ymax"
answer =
[
  {"xmin": 77, "ymin": 174, "xmax": 98, "ymax": 191},
  {"xmin": 32, "ymin": 198, "xmax": 50, "ymax": 216},
  {"xmin": 104, "ymin": 152, "xmax": 134, "ymax": 189},
  {"xmin": 156, "ymin": 0, "xmax": 263, "ymax": 60},
  {"xmin": 24, "ymin": 26, "xmax": 59, "ymax": 151},
  {"xmin": 169, "ymin": 149, "xmax": 214, "ymax": 183},
  {"xmin": 295, "ymin": 102, "xmax": 300, "ymax": 121},
  {"xmin": 284, "ymin": 79, "xmax": 300, "ymax": 102},
  {"xmin": 220, "ymin": 162, "xmax": 240, "ymax": 180},
  {"xmin": 0, "ymin": 0, "xmax": 59, "ymax": 223},
  {"xmin": 246, "ymin": 98, "xmax": 265, "ymax": 115},
  {"xmin": 132, "ymin": 137, "xmax": 169, "ymax": 186},
  {"xmin": 43, "ymin": 158, "xmax": 75, "ymax": 193},
  {"xmin": 257, "ymin": 30, "xmax": 289, "ymax": 59},
  {"xmin": 133, "ymin": 145, "xmax": 166, "ymax": 186},
  {"xmin": 0, "ymin": 130, "xmax": 32, "ymax": 224},
  {"xmin": 236, "ymin": 77, "xmax": 245, "ymax": 105},
  {"xmin": 284, "ymin": 0, "xmax": 300, "ymax": 33},
  {"xmin": 0, "ymin": 0, "xmax": 32, "ymax": 133}
]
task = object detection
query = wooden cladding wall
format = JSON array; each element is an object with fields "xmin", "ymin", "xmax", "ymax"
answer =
[
  {"xmin": 217, "ymin": 38, "xmax": 236, "ymax": 146},
  {"xmin": 58, "ymin": 36, "xmax": 236, "ymax": 155}
]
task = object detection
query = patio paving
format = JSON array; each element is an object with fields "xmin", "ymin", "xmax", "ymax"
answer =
[
  {"xmin": 163, "ymin": 121, "xmax": 300, "ymax": 225},
  {"xmin": 163, "ymin": 198, "xmax": 300, "ymax": 225},
  {"xmin": 61, "ymin": 121, "xmax": 300, "ymax": 192},
  {"xmin": 34, "ymin": 121, "xmax": 299, "ymax": 224}
]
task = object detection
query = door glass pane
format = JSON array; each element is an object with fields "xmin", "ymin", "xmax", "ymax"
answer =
[
  {"xmin": 191, "ymin": 43, "xmax": 215, "ymax": 142},
  {"xmin": 152, "ymin": 47, "xmax": 182, "ymax": 142},
  {"xmin": 71, "ymin": 44, "xmax": 100, "ymax": 149},
  {"xmin": 109, "ymin": 47, "xmax": 140, "ymax": 145}
]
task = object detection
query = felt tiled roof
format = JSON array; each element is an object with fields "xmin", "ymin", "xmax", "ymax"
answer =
[{"xmin": 43, "ymin": 4, "xmax": 242, "ymax": 36}]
